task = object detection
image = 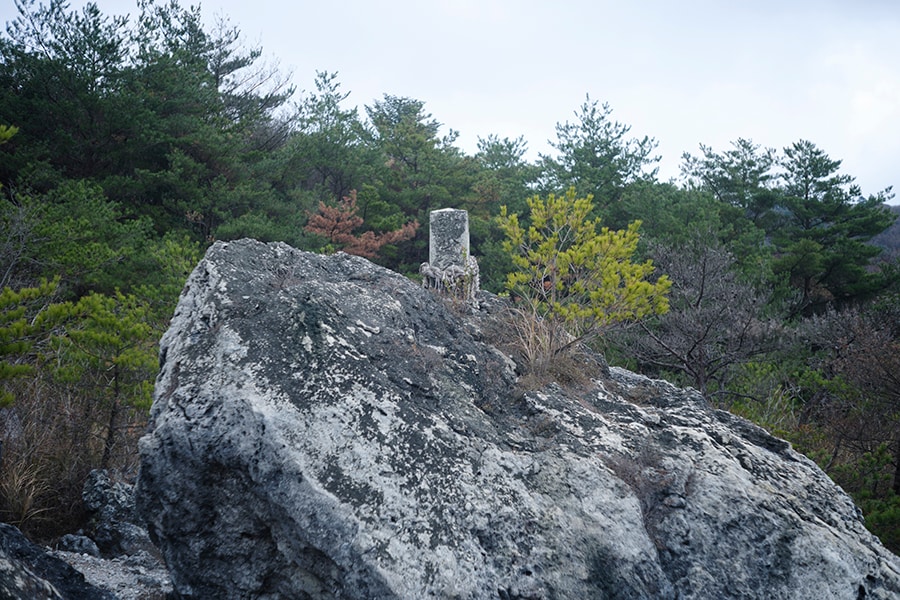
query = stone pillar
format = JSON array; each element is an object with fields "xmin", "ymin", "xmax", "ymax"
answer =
[
  {"xmin": 420, "ymin": 208, "xmax": 479, "ymax": 303},
  {"xmin": 429, "ymin": 209, "xmax": 469, "ymax": 269}
]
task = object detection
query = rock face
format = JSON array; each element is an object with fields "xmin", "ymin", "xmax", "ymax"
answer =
[{"xmin": 136, "ymin": 239, "xmax": 900, "ymax": 599}]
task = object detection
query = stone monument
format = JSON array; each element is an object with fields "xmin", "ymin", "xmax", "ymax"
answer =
[{"xmin": 420, "ymin": 208, "xmax": 479, "ymax": 302}]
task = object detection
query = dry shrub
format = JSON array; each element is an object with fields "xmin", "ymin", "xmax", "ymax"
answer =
[
  {"xmin": 0, "ymin": 461, "xmax": 51, "ymax": 528},
  {"xmin": 499, "ymin": 306, "xmax": 604, "ymax": 392},
  {"xmin": 729, "ymin": 387, "xmax": 800, "ymax": 439},
  {"xmin": 0, "ymin": 375, "xmax": 146, "ymax": 541},
  {"xmin": 506, "ymin": 306, "xmax": 560, "ymax": 376}
]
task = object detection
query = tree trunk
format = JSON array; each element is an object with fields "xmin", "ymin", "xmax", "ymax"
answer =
[
  {"xmin": 101, "ymin": 365, "xmax": 120, "ymax": 470},
  {"xmin": 892, "ymin": 439, "xmax": 900, "ymax": 496}
]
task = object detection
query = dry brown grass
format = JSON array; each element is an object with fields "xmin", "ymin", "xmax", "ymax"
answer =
[
  {"xmin": 0, "ymin": 376, "xmax": 146, "ymax": 541},
  {"xmin": 497, "ymin": 306, "xmax": 604, "ymax": 393},
  {"xmin": 0, "ymin": 460, "xmax": 52, "ymax": 528}
]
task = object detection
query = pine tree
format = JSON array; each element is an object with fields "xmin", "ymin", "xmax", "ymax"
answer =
[
  {"xmin": 0, "ymin": 278, "xmax": 65, "ymax": 406},
  {"xmin": 497, "ymin": 187, "xmax": 670, "ymax": 361},
  {"xmin": 53, "ymin": 292, "xmax": 156, "ymax": 468}
]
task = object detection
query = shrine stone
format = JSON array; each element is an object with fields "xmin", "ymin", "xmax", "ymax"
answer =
[
  {"xmin": 429, "ymin": 208, "xmax": 469, "ymax": 268},
  {"xmin": 420, "ymin": 208, "xmax": 479, "ymax": 302}
]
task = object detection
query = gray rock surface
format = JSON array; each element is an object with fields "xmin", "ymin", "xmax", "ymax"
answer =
[
  {"xmin": 0, "ymin": 523, "xmax": 116, "ymax": 600},
  {"xmin": 136, "ymin": 239, "xmax": 900, "ymax": 599},
  {"xmin": 49, "ymin": 469, "xmax": 172, "ymax": 599},
  {"xmin": 81, "ymin": 470, "xmax": 157, "ymax": 558},
  {"xmin": 53, "ymin": 549, "xmax": 172, "ymax": 600}
]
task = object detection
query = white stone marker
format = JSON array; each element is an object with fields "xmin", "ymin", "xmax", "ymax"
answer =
[
  {"xmin": 428, "ymin": 208, "xmax": 470, "ymax": 269},
  {"xmin": 420, "ymin": 208, "xmax": 479, "ymax": 302}
]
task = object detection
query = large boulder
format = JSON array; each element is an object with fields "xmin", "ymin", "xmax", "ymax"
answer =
[{"xmin": 136, "ymin": 239, "xmax": 900, "ymax": 599}]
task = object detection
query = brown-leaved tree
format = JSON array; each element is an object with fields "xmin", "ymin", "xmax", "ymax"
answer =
[{"xmin": 305, "ymin": 190, "xmax": 418, "ymax": 259}]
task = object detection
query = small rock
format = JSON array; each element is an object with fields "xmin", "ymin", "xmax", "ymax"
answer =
[{"xmin": 57, "ymin": 534, "xmax": 100, "ymax": 557}]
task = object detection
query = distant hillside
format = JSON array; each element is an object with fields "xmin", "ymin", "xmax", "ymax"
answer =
[{"xmin": 872, "ymin": 204, "xmax": 900, "ymax": 261}]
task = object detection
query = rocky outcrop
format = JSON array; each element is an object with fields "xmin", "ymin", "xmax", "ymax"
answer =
[
  {"xmin": 0, "ymin": 473, "xmax": 168, "ymax": 599},
  {"xmin": 0, "ymin": 523, "xmax": 115, "ymax": 600},
  {"xmin": 136, "ymin": 239, "xmax": 900, "ymax": 599},
  {"xmin": 79, "ymin": 470, "xmax": 157, "ymax": 559},
  {"xmin": 48, "ymin": 469, "xmax": 172, "ymax": 600},
  {"xmin": 52, "ymin": 469, "xmax": 172, "ymax": 600}
]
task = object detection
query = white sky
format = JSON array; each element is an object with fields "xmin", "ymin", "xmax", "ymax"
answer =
[{"xmin": 5, "ymin": 1, "xmax": 900, "ymax": 202}]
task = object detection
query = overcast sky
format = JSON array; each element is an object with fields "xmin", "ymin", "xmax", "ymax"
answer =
[{"xmin": 5, "ymin": 1, "xmax": 900, "ymax": 202}]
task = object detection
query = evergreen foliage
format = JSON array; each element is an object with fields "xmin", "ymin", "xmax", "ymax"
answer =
[
  {"xmin": 0, "ymin": 279, "xmax": 63, "ymax": 406},
  {"xmin": 497, "ymin": 188, "xmax": 671, "ymax": 358},
  {"xmin": 53, "ymin": 291, "xmax": 156, "ymax": 469},
  {"xmin": 539, "ymin": 95, "xmax": 659, "ymax": 208}
]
